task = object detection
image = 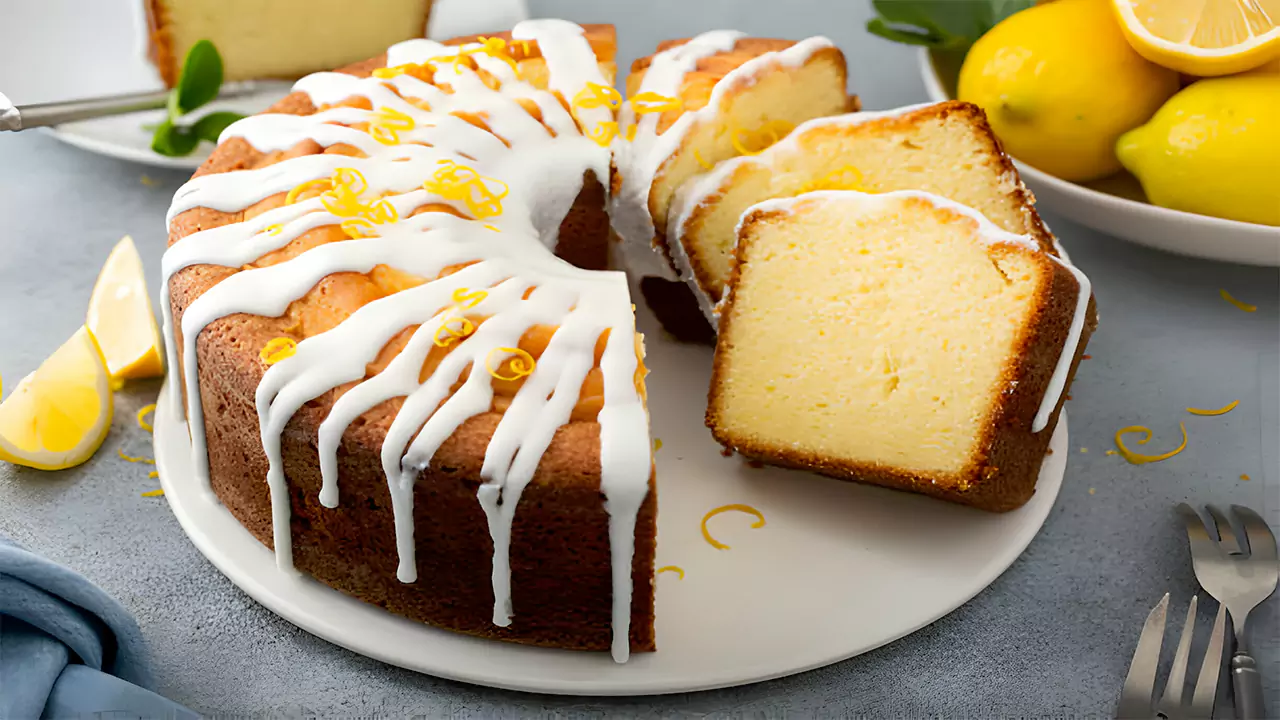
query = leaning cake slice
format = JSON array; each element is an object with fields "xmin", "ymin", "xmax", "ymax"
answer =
[{"xmin": 708, "ymin": 190, "xmax": 1093, "ymax": 512}]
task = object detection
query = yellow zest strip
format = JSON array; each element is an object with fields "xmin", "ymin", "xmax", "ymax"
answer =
[
  {"xmin": 433, "ymin": 316, "xmax": 476, "ymax": 347},
  {"xmin": 141, "ymin": 488, "xmax": 164, "ymax": 497},
  {"xmin": 263, "ymin": 224, "xmax": 284, "ymax": 236},
  {"xmin": 585, "ymin": 121, "xmax": 619, "ymax": 147},
  {"xmin": 631, "ymin": 91, "xmax": 682, "ymax": 115},
  {"xmin": 422, "ymin": 160, "xmax": 509, "ymax": 219},
  {"xmin": 700, "ymin": 504, "xmax": 766, "ymax": 550},
  {"xmin": 137, "ymin": 404, "xmax": 156, "ymax": 433},
  {"xmin": 260, "ymin": 337, "xmax": 298, "ymax": 365},
  {"xmin": 285, "ymin": 178, "xmax": 332, "ymax": 205},
  {"xmin": 482, "ymin": 224, "xmax": 501, "ymax": 232},
  {"xmin": 654, "ymin": 438, "xmax": 663, "ymax": 452},
  {"xmin": 485, "ymin": 347, "xmax": 536, "ymax": 382},
  {"xmin": 118, "ymin": 448, "xmax": 156, "ymax": 465},
  {"xmin": 572, "ymin": 82, "xmax": 623, "ymax": 111},
  {"xmin": 693, "ymin": 149, "xmax": 714, "ymax": 171},
  {"xmin": 626, "ymin": 124, "xmax": 638, "ymax": 142},
  {"xmin": 1220, "ymin": 289, "xmax": 1256, "ymax": 312},
  {"xmin": 657, "ymin": 565, "xmax": 685, "ymax": 580},
  {"xmin": 373, "ymin": 62, "xmax": 432, "ymax": 79},
  {"xmin": 729, "ymin": 120, "xmax": 793, "ymax": 156},
  {"xmin": 452, "ymin": 287, "xmax": 488, "ymax": 309},
  {"xmin": 1187, "ymin": 400, "xmax": 1239, "ymax": 416},
  {"xmin": 1114, "ymin": 422, "xmax": 1189, "ymax": 465},
  {"xmin": 1241, "ymin": 474, "xmax": 1251, "ymax": 481},
  {"xmin": 148, "ymin": 470, "xmax": 159, "ymax": 479},
  {"xmin": 367, "ymin": 106, "xmax": 417, "ymax": 146}
]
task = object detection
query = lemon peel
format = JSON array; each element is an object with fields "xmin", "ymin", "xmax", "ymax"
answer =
[
  {"xmin": 657, "ymin": 565, "xmax": 685, "ymax": 579},
  {"xmin": 485, "ymin": 347, "xmax": 535, "ymax": 381},
  {"xmin": 136, "ymin": 404, "xmax": 156, "ymax": 433},
  {"xmin": 1186, "ymin": 400, "xmax": 1239, "ymax": 416},
  {"xmin": 1114, "ymin": 422, "xmax": 1188, "ymax": 465},
  {"xmin": 141, "ymin": 488, "xmax": 164, "ymax": 497},
  {"xmin": 701, "ymin": 504, "xmax": 766, "ymax": 550},
  {"xmin": 117, "ymin": 448, "xmax": 155, "ymax": 465},
  {"xmin": 1220, "ymin": 290, "xmax": 1257, "ymax": 312},
  {"xmin": 260, "ymin": 338, "xmax": 298, "ymax": 366}
]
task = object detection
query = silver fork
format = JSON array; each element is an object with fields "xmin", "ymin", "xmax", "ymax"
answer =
[
  {"xmin": 1177, "ymin": 503, "xmax": 1280, "ymax": 720},
  {"xmin": 1117, "ymin": 593, "xmax": 1227, "ymax": 719}
]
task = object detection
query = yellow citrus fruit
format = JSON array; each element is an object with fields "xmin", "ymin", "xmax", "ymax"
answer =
[
  {"xmin": 1112, "ymin": 0, "xmax": 1280, "ymax": 76},
  {"xmin": 0, "ymin": 326, "xmax": 114, "ymax": 470},
  {"xmin": 1116, "ymin": 74, "xmax": 1280, "ymax": 225},
  {"xmin": 86, "ymin": 235, "xmax": 165, "ymax": 382},
  {"xmin": 959, "ymin": 0, "xmax": 1181, "ymax": 182}
]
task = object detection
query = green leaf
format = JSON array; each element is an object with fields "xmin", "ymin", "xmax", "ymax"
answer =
[
  {"xmin": 174, "ymin": 39, "xmax": 224, "ymax": 115},
  {"xmin": 191, "ymin": 111, "xmax": 245, "ymax": 143},
  {"xmin": 151, "ymin": 119, "xmax": 200, "ymax": 156},
  {"xmin": 866, "ymin": 0, "xmax": 1034, "ymax": 51}
]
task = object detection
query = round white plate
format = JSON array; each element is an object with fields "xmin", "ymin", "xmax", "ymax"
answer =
[
  {"xmin": 918, "ymin": 49, "xmax": 1280, "ymax": 267},
  {"xmin": 155, "ymin": 310, "xmax": 1067, "ymax": 696}
]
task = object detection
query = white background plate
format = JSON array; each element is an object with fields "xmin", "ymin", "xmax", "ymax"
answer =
[
  {"xmin": 918, "ymin": 49, "xmax": 1280, "ymax": 267},
  {"xmin": 155, "ymin": 310, "xmax": 1067, "ymax": 696}
]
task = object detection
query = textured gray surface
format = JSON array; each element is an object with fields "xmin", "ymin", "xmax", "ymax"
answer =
[{"xmin": 2, "ymin": 0, "xmax": 1279, "ymax": 716}]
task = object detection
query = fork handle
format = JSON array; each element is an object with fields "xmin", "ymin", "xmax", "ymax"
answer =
[{"xmin": 1232, "ymin": 651, "xmax": 1266, "ymax": 720}]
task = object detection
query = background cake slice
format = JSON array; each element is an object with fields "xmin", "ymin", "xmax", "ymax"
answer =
[
  {"xmin": 668, "ymin": 101, "xmax": 1054, "ymax": 314},
  {"xmin": 145, "ymin": 0, "xmax": 433, "ymax": 86},
  {"xmin": 708, "ymin": 190, "xmax": 1093, "ymax": 512}
]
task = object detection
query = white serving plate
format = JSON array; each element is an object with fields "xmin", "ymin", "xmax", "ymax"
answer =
[
  {"xmin": 155, "ymin": 303, "xmax": 1068, "ymax": 696},
  {"xmin": 918, "ymin": 48, "xmax": 1280, "ymax": 267}
]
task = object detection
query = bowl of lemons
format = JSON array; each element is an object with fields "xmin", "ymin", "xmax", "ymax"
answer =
[{"xmin": 869, "ymin": 0, "xmax": 1280, "ymax": 265}]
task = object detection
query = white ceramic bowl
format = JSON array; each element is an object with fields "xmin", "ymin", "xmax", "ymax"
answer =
[{"xmin": 918, "ymin": 49, "xmax": 1280, "ymax": 267}]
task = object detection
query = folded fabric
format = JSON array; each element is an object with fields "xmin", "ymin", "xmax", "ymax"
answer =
[{"xmin": 0, "ymin": 535, "xmax": 197, "ymax": 719}]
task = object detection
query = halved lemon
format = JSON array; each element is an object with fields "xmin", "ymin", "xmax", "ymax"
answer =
[
  {"xmin": 0, "ymin": 326, "xmax": 114, "ymax": 470},
  {"xmin": 86, "ymin": 236, "xmax": 165, "ymax": 382},
  {"xmin": 1113, "ymin": 0, "xmax": 1280, "ymax": 75}
]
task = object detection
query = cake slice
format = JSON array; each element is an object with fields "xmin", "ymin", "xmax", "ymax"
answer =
[
  {"xmin": 610, "ymin": 32, "xmax": 855, "ymax": 280},
  {"xmin": 668, "ymin": 101, "xmax": 1054, "ymax": 315},
  {"xmin": 708, "ymin": 190, "xmax": 1093, "ymax": 512},
  {"xmin": 145, "ymin": 0, "xmax": 433, "ymax": 86}
]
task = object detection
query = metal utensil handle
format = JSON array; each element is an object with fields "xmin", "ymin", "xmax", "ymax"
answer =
[
  {"xmin": 1, "ymin": 82, "xmax": 265, "ymax": 131},
  {"xmin": 1232, "ymin": 651, "xmax": 1266, "ymax": 720}
]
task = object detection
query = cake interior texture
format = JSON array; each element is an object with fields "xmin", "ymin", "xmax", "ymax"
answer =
[
  {"xmin": 681, "ymin": 102, "xmax": 1050, "ymax": 302},
  {"xmin": 711, "ymin": 192, "xmax": 1064, "ymax": 491},
  {"xmin": 642, "ymin": 43, "xmax": 853, "ymax": 241},
  {"xmin": 149, "ymin": 0, "xmax": 432, "ymax": 84}
]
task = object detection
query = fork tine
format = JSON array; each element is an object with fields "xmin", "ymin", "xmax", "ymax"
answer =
[
  {"xmin": 1230, "ymin": 505, "xmax": 1278, "ymax": 562},
  {"xmin": 1177, "ymin": 504, "xmax": 1221, "ymax": 563},
  {"xmin": 1188, "ymin": 602, "xmax": 1227, "ymax": 720},
  {"xmin": 1206, "ymin": 505, "xmax": 1243, "ymax": 555},
  {"xmin": 1157, "ymin": 595, "xmax": 1198, "ymax": 719},
  {"xmin": 1118, "ymin": 593, "xmax": 1169, "ymax": 719}
]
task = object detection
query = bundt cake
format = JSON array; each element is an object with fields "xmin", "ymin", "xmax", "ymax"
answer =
[
  {"xmin": 667, "ymin": 101, "xmax": 1056, "ymax": 317},
  {"xmin": 708, "ymin": 190, "xmax": 1093, "ymax": 512},
  {"xmin": 610, "ymin": 31, "xmax": 856, "ymax": 279},
  {"xmin": 144, "ymin": 0, "xmax": 433, "ymax": 86},
  {"xmin": 163, "ymin": 21, "xmax": 655, "ymax": 662}
]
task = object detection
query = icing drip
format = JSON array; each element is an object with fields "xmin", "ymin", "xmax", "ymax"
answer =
[
  {"xmin": 610, "ymin": 34, "xmax": 835, "ymax": 280},
  {"xmin": 161, "ymin": 21, "xmax": 650, "ymax": 663},
  {"xmin": 738, "ymin": 189, "xmax": 1091, "ymax": 436}
]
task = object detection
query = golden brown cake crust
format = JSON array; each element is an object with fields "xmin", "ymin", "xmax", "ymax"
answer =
[
  {"xmin": 707, "ymin": 203, "xmax": 1096, "ymax": 513},
  {"xmin": 168, "ymin": 37, "xmax": 656, "ymax": 652}
]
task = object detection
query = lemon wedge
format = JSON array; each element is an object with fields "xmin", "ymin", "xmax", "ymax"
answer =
[
  {"xmin": 86, "ymin": 236, "xmax": 165, "ymax": 382},
  {"xmin": 0, "ymin": 326, "xmax": 114, "ymax": 470},
  {"xmin": 1112, "ymin": 0, "xmax": 1280, "ymax": 75}
]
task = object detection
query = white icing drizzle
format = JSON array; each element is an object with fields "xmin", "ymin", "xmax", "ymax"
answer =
[
  {"xmin": 737, "ymin": 189, "xmax": 1091, "ymax": 435},
  {"xmin": 160, "ymin": 21, "xmax": 651, "ymax": 663},
  {"xmin": 610, "ymin": 34, "xmax": 835, "ymax": 280}
]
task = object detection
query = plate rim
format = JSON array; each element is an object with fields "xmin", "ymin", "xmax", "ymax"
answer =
[{"xmin": 154, "ymin": 377, "xmax": 1066, "ymax": 696}]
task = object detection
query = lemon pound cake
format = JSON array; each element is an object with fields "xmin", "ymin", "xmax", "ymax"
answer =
[
  {"xmin": 610, "ymin": 32, "xmax": 854, "ymax": 279},
  {"xmin": 145, "ymin": 0, "xmax": 433, "ymax": 86},
  {"xmin": 709, "ymin": 191, "xmax": 1093, "ymax": 512},
  {"xmin": 668, "ymin": 101, "xmax": 1054, "ymax": 319},
  {"xmin": 163, "ymin": 21, "xmax": 656, "ymax": 661}
]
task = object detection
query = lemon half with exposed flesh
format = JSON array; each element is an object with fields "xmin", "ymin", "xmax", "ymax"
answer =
[
  {"xmin": 86, "ymin": 235, "xmax": 165, "ymax": 382},
  {"xmin": 1112, "ymin": 0, "xmax": 1280, "ymax": 76},
  {"xmin": 0, "ymin": 326, "xmax": 114, "ymax": 470}
]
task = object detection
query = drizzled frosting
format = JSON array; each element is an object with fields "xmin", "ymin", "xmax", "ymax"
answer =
[
  {"xmin": 735, "ymin": 189, "xmax": 1091, "ymax": 435},
  {"xmin": 609, "ymin": 34, "xmax": 835, "ymax": 280},
  {"xmin": 161, "ymin": 19, "xmax": 650, "ymax": 663}
]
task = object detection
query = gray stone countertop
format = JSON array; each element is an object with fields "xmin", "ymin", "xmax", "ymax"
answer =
[{"xmin": 1, "ymin": 0, "xmax": 1278, "ymax": 716}]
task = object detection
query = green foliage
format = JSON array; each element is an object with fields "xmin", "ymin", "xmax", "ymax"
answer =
[
  {"xmin": 151, "ymin": 40, "xmax": 245, "ymax": 156},
  {"xmin": 866, "ymin": 0, "xmax": 1035, "ymax": 50}
]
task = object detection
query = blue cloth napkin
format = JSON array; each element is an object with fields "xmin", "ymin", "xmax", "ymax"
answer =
[{"xmin": 0, "ymin": 536, "xmax": 197, "ymax": 719}]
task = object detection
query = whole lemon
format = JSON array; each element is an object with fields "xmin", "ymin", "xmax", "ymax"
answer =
[
  {"xmin": 958, "ymin": 0, "xmax": 1180, "ymax": 182},
  {"xmin": 1116, "ymin": 75, "xmax": 1280, "ymax": 226}
]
